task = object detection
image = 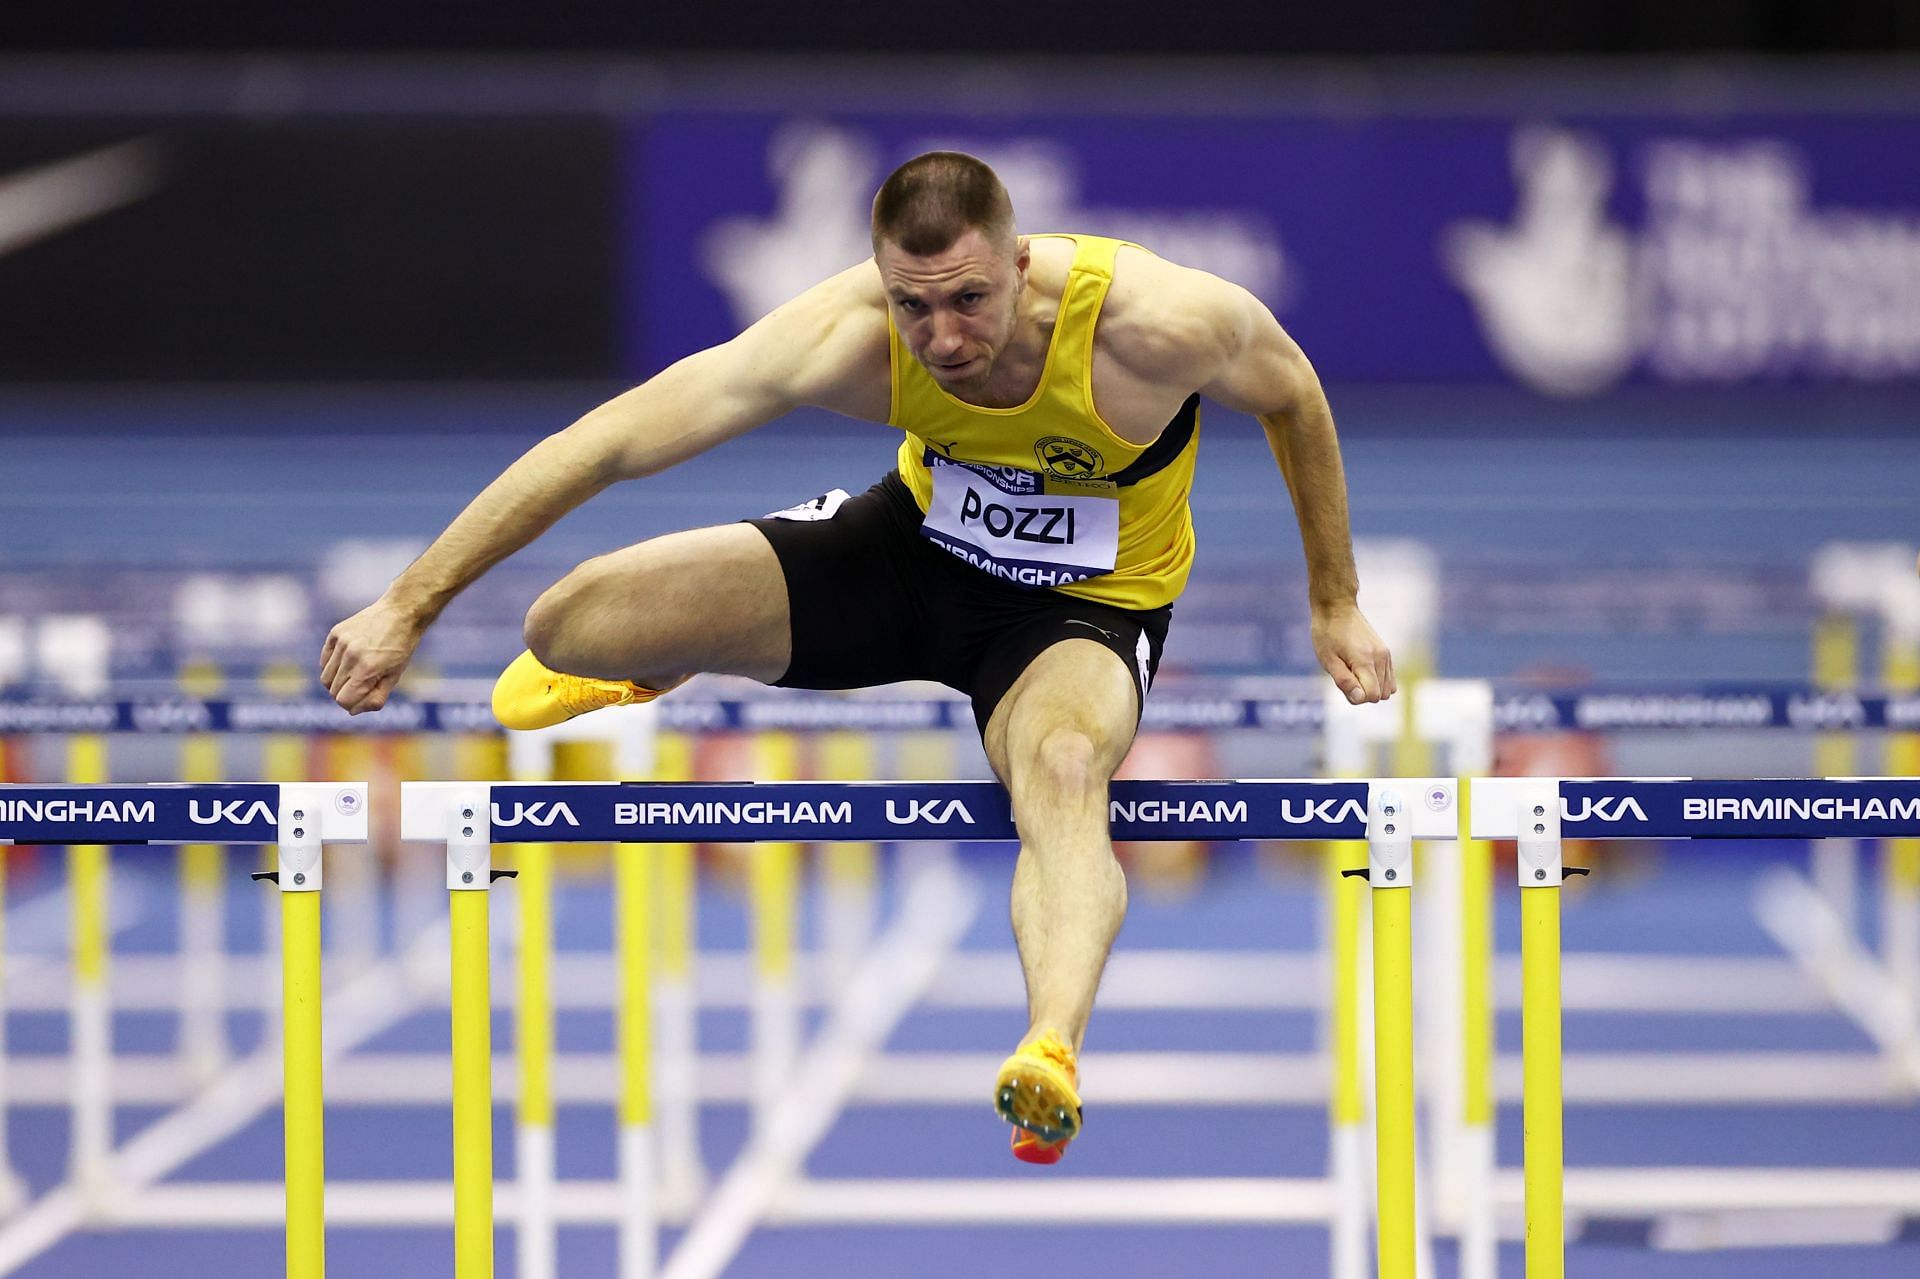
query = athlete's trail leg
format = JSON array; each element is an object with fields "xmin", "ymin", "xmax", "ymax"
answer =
[
  {"xmin": 985, "ymin": 639, "xmax": 1140, "ymax": 1051},
  {"xmin": 522, "ymin": 523, "xmax": 791, "ymax": 686}
]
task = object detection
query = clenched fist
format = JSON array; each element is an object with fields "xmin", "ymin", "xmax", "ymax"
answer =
[
  {"xmin": 320, "ymin": 597, "xmax": 426, "ymax": 714},
  {"xmin": 1312, "ymin": 601, "xmax": 1396, "ymax": 705}
]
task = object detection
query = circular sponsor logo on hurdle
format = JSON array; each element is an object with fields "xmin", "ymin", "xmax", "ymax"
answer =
[
  {"xmin": 335, "ymin": 789, "xmax": 362, "ymax": 816},
  {"xmin": 1034, "ymin": 436, "xmax": 1104, "ymax": 479},
  {"xmin": 1426, "ymin": 785, "xmax": 1452, "ymax": 812}
]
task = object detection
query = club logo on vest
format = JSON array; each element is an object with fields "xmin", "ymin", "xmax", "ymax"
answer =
[{"xmin": 1034, "ymin": 436, "xmax": 1104, "ymax": 479}]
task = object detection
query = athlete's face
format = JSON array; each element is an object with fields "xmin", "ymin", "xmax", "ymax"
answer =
[{"xmin": 876, "ymin": 228, "xmax": 1028, "ymax": 392}]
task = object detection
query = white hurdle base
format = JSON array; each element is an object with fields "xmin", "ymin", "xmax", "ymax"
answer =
[
  {"xmin": 13, "ymin": 1046, "xmax": 1907, "ymax": 1107},
  {"xmin": 517, "ymin": 1122, "xmax": 556, "ymax": 1279},
  {"xmin": 7, "ymin": 1044, "xmax": 1912, "ymax": 1106},
  {"xmin": 1529, "ymin": 1167, "xmax": 1920, "ymax": 1250},
  {"xmin": 619, "ymin": 1124, "xmax": 656, "ymax": 1279},
  {"xmin": 107, "ymin": 1176, "xmax": 1342, "ymax": 1228},
  {"xmin": 775, "ymin": 1178, "xmax": 1339, "ymax": 1224},
  {"xmin": 109, "ymin": 1169, "xmax": 1920, "ymax": 1239},
  {"xmin": 1547, "ymin": 1166, "xmax": 1920, "ymax": 1214}
]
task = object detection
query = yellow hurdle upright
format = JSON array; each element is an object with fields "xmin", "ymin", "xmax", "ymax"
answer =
[
  {"xmin": 272, "ymin": 784, "xmax": 360, "ymax": 1279},
  {"xmin": 1367, "ymin": 790, "xmax": 1418, "ymax": 1279},
  {"xmin": 281, "ymin": 883, "xmax": 326, "ymax": 1279},
  {"xmin": 1372, "ymin": 886, "xmax": 1416, "ymax": 1279},
  {"xmin": 447, "ymin": 792, "xmax": 497, "ymax": 1279},
  {"xmin": 1521, "ymin": 883, "xmax": 1565, "ymax": 1277},
  {"xmin": 1512, "ymin": 785, "xmax": 1568, "ymax": 1279}
]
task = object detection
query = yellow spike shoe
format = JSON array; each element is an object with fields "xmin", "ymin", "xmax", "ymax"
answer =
[
  {"xmin": 994, "ymin": 1031, "xmax": 1082, "ymax": 1165},
  {"xmin": 490, "ymin": 650, "xmax": 686, "ymax": 731}
]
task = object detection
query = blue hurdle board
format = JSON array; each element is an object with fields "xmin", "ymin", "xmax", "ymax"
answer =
[
  {"xmin": 1472, "ymin": 777, "xmax": 1920, "ymax": 840},
  {"xmin": 402, "ymin": 779, "xmax": 1462, "ymax": 844},
  {"xmin": 0, "ymin": 783, "xmax": 370, "ymax": 845}
]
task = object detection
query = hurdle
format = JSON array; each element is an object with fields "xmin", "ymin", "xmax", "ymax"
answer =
[
  {"xmin": 403, "ymin": 773, "xmax": 1460, "ymax": 1279},
  {"xmin": 0, "ymin": 779, "xmax": 369, "ymax": 1278},
  {"xmin": 1477, "ymin": 686, "xmax": 1920, "ymax": 1100},
  {"xmin": 1472, "ymin": 775, "xmax": 1920, "ymax": 1274}
]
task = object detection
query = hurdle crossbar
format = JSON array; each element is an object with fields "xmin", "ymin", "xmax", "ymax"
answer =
[
  {"xmin": 401, "ymin": 778, "xmax": 1461, "ymax": 844},
  {"xmin": 1472, "ymin": 776, "xmax": 1920, "ymax": 1279}
]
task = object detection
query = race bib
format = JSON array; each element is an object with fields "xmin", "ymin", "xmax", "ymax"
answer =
[{"xmin": 920, "ymin": 457, "xmax": 1118, "ymax": 589}]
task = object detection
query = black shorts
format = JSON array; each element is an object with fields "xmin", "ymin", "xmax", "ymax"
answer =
[{"xmin": 747, "ymin": 472, "xmax": 1171, "ymax": 738}]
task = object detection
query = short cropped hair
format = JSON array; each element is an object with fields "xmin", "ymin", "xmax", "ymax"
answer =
[{"xmin": 870, "ymin": 152, "xmax": 1016, "ymax": 257}]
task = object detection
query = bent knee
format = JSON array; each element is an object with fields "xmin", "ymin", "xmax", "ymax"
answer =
[
  {"xmin": 522, "ymin": 560, "xmax": 614, "ymax": 672},
  {"xmin": 1021, "ymin": 726, "xmax": 1106, "ymax": 798},
  {"xmin": 522, "ymin": 586, "xmax": 571, "ymax": 670}
]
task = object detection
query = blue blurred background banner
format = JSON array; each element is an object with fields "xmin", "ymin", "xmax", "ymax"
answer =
[
  {"xmin": 4, "ymin": 64, "xmax": 1917, "ymax": 393},
  {"xmin": 631, "ymin": 104, "xmax": 1920, "ymax": 393}
]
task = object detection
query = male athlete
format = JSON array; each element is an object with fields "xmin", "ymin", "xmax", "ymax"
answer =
[{"xmin": 321, "ymin": 152, "xmax": 1395, "ymax": 1163}]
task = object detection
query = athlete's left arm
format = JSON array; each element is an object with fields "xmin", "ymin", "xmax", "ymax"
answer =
[{"xmin": 1188, "ymin": 276, "xmax": 1396, "ymax": 704}]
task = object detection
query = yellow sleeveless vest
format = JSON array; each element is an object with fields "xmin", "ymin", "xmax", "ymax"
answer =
[{"xmin": 888, "ymin": 234, "xmax": 1199, "ymax": 611}]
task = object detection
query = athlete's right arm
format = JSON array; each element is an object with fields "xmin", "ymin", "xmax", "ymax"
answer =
[{"xmin": 321, "ymin": 264, "xmax": 889, "ymax": 713}]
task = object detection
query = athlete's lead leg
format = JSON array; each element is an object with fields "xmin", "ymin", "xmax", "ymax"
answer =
[{"xmin": 983, "ymin": 638, "xmax": 1140, "ymax": 1161}]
